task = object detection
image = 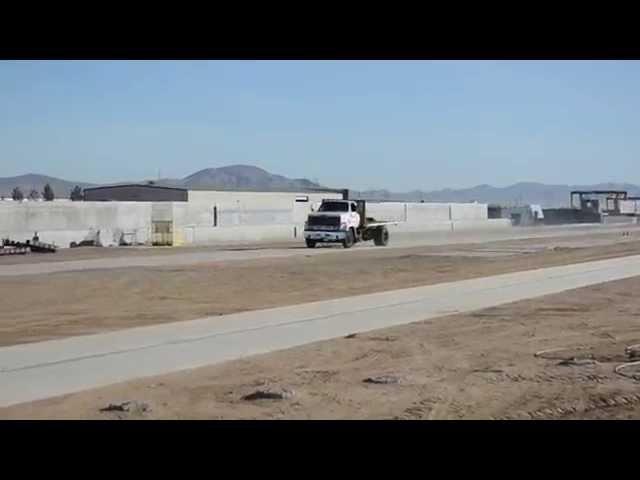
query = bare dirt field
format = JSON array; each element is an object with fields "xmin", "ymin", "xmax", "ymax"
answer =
[
  {"xmin": 2, "ymin": 233, "xmax": 640, "ymax": 347},
  {"xmin": 3, "ymin": 274, "xmax": 640, "ymax": 419},
  {"xmin": 0, "ymin": 224, "xmax": 635, "ymax": 266}
]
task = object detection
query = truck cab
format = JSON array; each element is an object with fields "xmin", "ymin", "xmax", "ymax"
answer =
[
  {"xmin": 304, "ymin": 200, "xmax": 360, "ymax": 248},
  {"xmin": 317, "ymin": 200, "xmax": 361, "ymax": 228}
]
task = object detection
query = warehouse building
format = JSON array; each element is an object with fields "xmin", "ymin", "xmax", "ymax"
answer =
[{"xmin": 83, "ymin": 184, "xmax": 189, "ymax": 202}]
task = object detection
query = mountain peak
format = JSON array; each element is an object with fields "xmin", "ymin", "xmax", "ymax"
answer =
[{"xmin": 181, "ymin": 165, "xmax": 321, "ymax": 191}]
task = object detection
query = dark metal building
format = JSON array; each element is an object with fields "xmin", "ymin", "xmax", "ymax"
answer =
[{"xmin": 83, "ymin": 184, "xmax": 188, "ymax": 202}]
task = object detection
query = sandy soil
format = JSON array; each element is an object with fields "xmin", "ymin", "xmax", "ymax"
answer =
[
  {"xmin": 0, "ymin": 225, "xmax": 635, "ymax": 266},
  {"xmin": 0, "ymin": 242, "xmax": 298, "ymax": 265},
  {"xmin": 3, "ymin": 274, "xmax": 640, "ymax": 420},
  {"xmin": 2, "ymin": 234, "xmax": 640, "ymax": 347}
]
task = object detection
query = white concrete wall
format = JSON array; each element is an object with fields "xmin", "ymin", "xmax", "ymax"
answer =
[
  {"xmin": 177, "ymin": 197, "xmax": 497, "ymax": 245},
  {"xmin": 151, "ymin": 203, "xmax": 174, "ymax": 222},
  {"xmin": 450, "ymin": 203, "xmax": 488, "ymax": 221},
  {"xmin": 0, "ymin": 194, "xmax": 509, "ymax": 249},
  {"xmin": 387, "ymin": 218, "xmax": 511, "ymax": 234},
  {"xmin": 367, "ymin": 202, "xmax": 505, "ymax": 235},
  {"xmin": 180, "ymin": 191, "xmax": 341, "ymax": 228},
  {"xmin": 174, "ymin": 190, "xmax": 343, "ymax": 244},
  {"xmin": 182, "ymin": 225, "xmax": 300, "ymax": 245},
  {"xmin": 620, "ymin": 200, "xmax": 640, "ymax": 215},
  {"xmin": 602, "ymin": 215, "xmax": 638, "ymax": 225},
  {"xmin": 388, "ymin": 221, "xmax": 454, "ymax": 234},
  {"xmin": 0, "ymin": 202, "xmax": 152, "ymax": 247},
  {"xmin": 366, "ymin": 203, "xmax": 407, "ymax": 222},
  {"xmin": 407, "ymin": 203, "xmax": 452, "ymax": 223},
  {"xmin": 367, "ymin": 202, "xmax": 488, "ymax": 224},
  {"xmin": 452, "ymin": 219, "xmax": 512, "ymax": 231}
]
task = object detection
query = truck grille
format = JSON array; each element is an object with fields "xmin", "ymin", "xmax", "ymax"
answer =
[{"xmin": 307, "ymin": 216, "xmax": 340, "ymax": 229}]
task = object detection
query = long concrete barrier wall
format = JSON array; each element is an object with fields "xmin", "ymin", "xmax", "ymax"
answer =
[
  {"xmin": 367, "ymin": 201, "xmax": 489, "ymax": 224},
  {"xmin": 178, "ymin": 191, "xmax": 341, "ymax": 228},
  {"xmin": 182, "ymin": 225, "xmax": 300, "ymax": 245},
  {"xmin": 0, "ymin": 195, "xmax": 508, "ymax": 248},
  {"xmin": 388, "ymin": 218, "xmax": 511, "ymax": 234},
  {"xmin": 179, "ymin": 200, "xmax": 501, "ymax": 245}
]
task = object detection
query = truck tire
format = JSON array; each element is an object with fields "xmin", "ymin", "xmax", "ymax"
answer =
[
  {"xmin": 305, "ymin": 239, "xmax": 316, "ymax": 248},
  {"xmin": 374, "ymin": 227, "xmax": 389, "ymax": 246},
  {"xmin": 343, "ymin": 230, "xmax": 355, "ymax": 249}
]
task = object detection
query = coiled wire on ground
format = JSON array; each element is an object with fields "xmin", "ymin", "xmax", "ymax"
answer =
[
  {"xmin": 615, "ymin": 344, "xmax": 640, "ymax": 380},
  {"xmin": 534, "ymin": 346, "xmax": 593, "ymax": 360},
  {"xmin": 535, "ymin": 344, "xmax": 640, "ymax": 379}
]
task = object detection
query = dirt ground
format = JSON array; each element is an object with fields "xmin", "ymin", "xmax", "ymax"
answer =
[
  {"xmin": 3, "ymin": 274, "xmax": 640, "ymax": 420},
  {"xmin": 2, "ymin": 234, "xmax": 640, "ymax": 347},
  {"xmin": 0, "ymin": 242, "xmax": 301, "ymax": 265}
]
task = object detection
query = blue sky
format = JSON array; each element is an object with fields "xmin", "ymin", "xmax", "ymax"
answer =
[{"xmin": 1, "ymin": 60, "xmax": 639, "ymax": 191}]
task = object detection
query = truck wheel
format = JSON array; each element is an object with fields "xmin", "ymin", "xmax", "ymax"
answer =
[
  {"xmin": 305, "ymin": 239, "xmax": 316, "ymax": 248},
  {"xmin": 351, "ymin": 228, "xmax": 360, "ymax": 243},
  {"xmin": 374, "ymin": 227, "xmax": 389, "ymax": 246},
  {"xmin": 343, "ymin": 230, "xmax": 355, "ymax": 248}
]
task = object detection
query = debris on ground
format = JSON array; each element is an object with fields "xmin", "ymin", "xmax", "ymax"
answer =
[
  {"xmin": 344, "ymin": 333, "xmax": 358, "ymax": 339},
  {"xmin": 625, "ymin": 344, "xmax": 640, "ymax": 359},
  {"xmin": 368, "ymin": 335, "xmax": 397, "ymax": 342},
  {"xmin": 2, "ymin": 236, "xmax": 57, "ymax": 254},
  {"xmin": 0, "ymin": 244, "xmax": 29, "ymax": 256},
  {"xmin": 557, "ymin": 357, "xmax": 597, "ymax": 366},
  {"xmin": 70, "ymin": 240, "xmax": 97, "ymax": 248},
  {"xmin": 472, "ymin": 368, "xmax": 505, "ymax": 374},
  {"xmin": 99, "ymin": 400, "xmax": 150, "ymax": 414},
  {"xmin": 242, "ymin": 388, "xmax": 295, "ymax": 401},
  {"xmin": 534, "ymin": 346, "xmax": 593, "ymax": 359},
  {"xmin": 363, "ymin": 375, "xmax": 401, "ymax": 385},
  {"xmin": 615, "ymin": 361, "xmax": 640, "ymax": 380}
]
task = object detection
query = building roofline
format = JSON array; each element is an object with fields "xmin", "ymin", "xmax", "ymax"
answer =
[
  {"xmin": 570, "ymin": 190, "xmax": 628, "ymax": 195},
  {"xmin": 83, "ymin": 184, "xmax": 188, "ymax": 192}
]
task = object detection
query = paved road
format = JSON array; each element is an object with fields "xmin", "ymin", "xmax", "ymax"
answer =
[
  {"xmin": 0, "ymin": 223, "xmax": 638, "ymax": 277},
  {"xmin": 2, "ymin": 253, "xmax": 640, "ymax": 407}
]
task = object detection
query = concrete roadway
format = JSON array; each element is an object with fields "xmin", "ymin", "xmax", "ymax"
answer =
[
  {"xmin": 2, "ymin": 253, "xmax": 640, "ymax": 407},
  {"xmin": 0, "ymin": 223, "xmax": 638, "ymax": 277}
]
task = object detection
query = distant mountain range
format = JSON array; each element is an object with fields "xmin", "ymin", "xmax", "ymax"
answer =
[
  {"xmin": 0, "ymin": 174, "xmax": 96, "ymax": 199},
  {"xmin": 157, "ymin": 165, "xmax": 321, "ymax": 191},
  {"xmin": 352, "ymin": 182, "xmax": 640, "ymax": 207},
  {"xmin": 0, "ymin": 165, "xmax": 322, "ymax": 198},
  {"xmin": 1, "ymin": 167, "xmax": 639, "ymax": 207}
]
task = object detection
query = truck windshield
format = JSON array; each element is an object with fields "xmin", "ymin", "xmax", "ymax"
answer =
[{"xmin": 318, "ymin": 202, "xmax": 348, "ymax": 212}]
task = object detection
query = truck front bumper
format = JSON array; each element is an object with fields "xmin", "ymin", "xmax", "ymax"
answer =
[{"xmin": 304, "ymin": 230, "xmax": 347, "ymax": 242}]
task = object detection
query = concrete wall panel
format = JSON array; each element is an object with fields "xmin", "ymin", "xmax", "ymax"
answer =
[
  {"xmin": 365, "ymin": 203, "xmax": 407, "ymax": 222},
  {"xmin": 619, "ymin": 200, "xmax": 640, "ymax": 215},
  {"xmin": 182, "ymin": 191, "xmax": 342, "ymax": 229},
  {"xmin": 407, "ymin": 203, "xmax": 451, "ymax": 223},
  {"xmin": 0, "ymin": 202, "xmax": 152, "ymax": 247},
  {"xmin": 452, "ymin": 219, "xmax": 512, "ymax": 231},
  {"xmin": 602, "ymin": 215, "xmax": 638, "ymax": 225},
  {"xmin": 450, "ymin": 203, "xmax": 488, "ymax": 221},
  {"xmin": 183, "ymin": 225, "xmax": 297, "ymax": 245},
  {"xmin": 388, "ymin": 221, "xmax": 453, "ymax": 233}
]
